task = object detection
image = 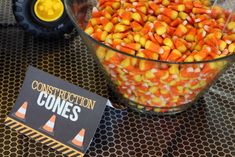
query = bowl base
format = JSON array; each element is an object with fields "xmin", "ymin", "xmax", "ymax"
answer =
[
  {"xmin": 126, "ymin": 101, "xmax": 193, "ymax": 116},
  {"xmin": 107, "ymin": 83, "xmax": 194, "ymax": 115}
]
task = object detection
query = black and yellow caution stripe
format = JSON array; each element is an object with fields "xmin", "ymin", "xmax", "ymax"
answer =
[{"xmin": 4, "ymin": 117, "xmax": 84, "ymax": 157}]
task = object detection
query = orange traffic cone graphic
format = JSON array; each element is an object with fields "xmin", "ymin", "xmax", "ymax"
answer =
[
  {"xmin": 14, "ymin": 101, "xmax": 28, "ymax": 120},
  {"xmin": 71, "ymin": 128, "xmax": 85, "ymax": 148},
  {"xmin": 42, "ymin": 115, "xmax": 56, "ymax": 134}
]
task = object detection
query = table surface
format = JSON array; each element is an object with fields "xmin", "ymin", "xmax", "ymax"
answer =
[{"xmin": 0, "ymin": 1, "xmax": 235, "ymax": 157}]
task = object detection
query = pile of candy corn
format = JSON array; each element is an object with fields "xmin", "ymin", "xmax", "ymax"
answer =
[{"xmin": 84, "ymin": 0, "xmax": 235, "ymax": 112}]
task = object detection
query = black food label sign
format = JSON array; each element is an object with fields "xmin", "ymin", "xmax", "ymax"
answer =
[{"xmin": 5, "ymin": 66, "xmax": 108, "ymax": 156}]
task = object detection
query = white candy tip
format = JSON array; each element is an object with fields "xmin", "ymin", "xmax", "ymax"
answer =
[
  {"xmin": 148, "ymin": 32, "xmax": 153, "ymax": 36},
  {"xmin": 226, "ymin": 40, "xmax": 232, "ymax": 44},
  {"xmin": 206, "ymin": 47, "xmax": 211, "ymax": 52},
  {"xmin": 187, "ymin": 67, "xmax": 194, "ymax": 73},
  {"xmin": 151, "ymin": 68, "xmax": 158, "ymax": 73},
  {"xmin": 183, "ymin": 20, "xmax": 188, "ymax": 25},
  {"xmin": 116, "ymin": 45, "xmax": 121, "ymax": 49},
  {"xmin": 202, "ymin": 31, "xmax": 207, "ymax": 37},
  {"xmin": 92, "ymin": 7, "xmax": 98, "ymax": 12},
  {"xmin": 149, "ymin": 10, "xmax": 154, "ymax": 14},
  {"xmin": 159, "ymin": 48, "xmax": 164, "ymax": 54},
  {"xmin": 133, "ymin": 2, "xmax": 138, "ymax": 6}
]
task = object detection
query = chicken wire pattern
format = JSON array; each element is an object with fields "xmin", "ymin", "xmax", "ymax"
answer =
[
  {"xmin": 0, "ymin": 1, "xmax": 235, "ymax": 157},
  {"xmin": 0, "ymin": 0, "xmax": 16, "ymax": 26}
]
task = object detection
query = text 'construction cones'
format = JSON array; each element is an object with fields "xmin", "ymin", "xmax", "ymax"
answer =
[
  {"xmin": 71, "ymin": 128, "xmax": 86, "ymax": 148},
  {"xmin": 15, "ymin": 101, "xmax": 28, "ymax": 120},
  {"xmin": 42, "ymin": 115, "xmax": 56, "ymax": 134}
]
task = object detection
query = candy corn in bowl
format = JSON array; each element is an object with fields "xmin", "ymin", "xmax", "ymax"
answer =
[{"xmin": 65, "ymin": 0, "xmax": 235, "ymax": 115}]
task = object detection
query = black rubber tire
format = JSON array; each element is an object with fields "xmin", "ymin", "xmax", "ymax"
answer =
[{"xmin": 12, "ymin": 0, "xmax": 74, "ymax": 39}]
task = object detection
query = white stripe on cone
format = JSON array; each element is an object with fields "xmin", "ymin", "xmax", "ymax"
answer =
[
  {"xmin": 75, "ymin": 134, "xmax": 84, "ymax": 142},
  {"xmin": 46, "ymin": 120, "xmax": 55, "ymax": 128},
  {"xmin": 106, "ymin": 100, "xmax": 113, "ymax": 108},
  {"xmin": 18, "ymin": 107, "xmax": 26, "ymax": 114}
]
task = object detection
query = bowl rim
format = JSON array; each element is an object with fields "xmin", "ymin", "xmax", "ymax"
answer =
[{"xmin": 64, "ymin": 1, "xmax": 235, "ymax": 65}]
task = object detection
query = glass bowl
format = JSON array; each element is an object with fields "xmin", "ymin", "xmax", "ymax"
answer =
[{"xmin": 64, "ymin": 0, "xmax": 235, "ymax": 115}]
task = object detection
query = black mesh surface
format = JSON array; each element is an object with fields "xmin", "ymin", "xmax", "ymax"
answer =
[
  {"xmin": 0, "ymin": 0, "xmax": 15, "ymax": 26},
  {"xmin": 0, "ymin": 1, "xmax": 235, "ymax": 157}
]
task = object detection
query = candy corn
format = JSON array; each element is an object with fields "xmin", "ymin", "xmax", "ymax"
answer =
[
  {"xmin": 154, "ymin": 21, "xmax": 167, "ymax": 35},
  {"xmin": 174, "ymin": 24, "xmax": 188, "ymax": 37},
  {"xmin": 85, "ymin": 0, "xmax": 234, "ymax": 113}
]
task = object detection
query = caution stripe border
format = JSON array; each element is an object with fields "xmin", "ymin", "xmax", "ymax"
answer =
[{"xmin": 4, "ymin": 116, "xmax": 84, "ymax": 157}]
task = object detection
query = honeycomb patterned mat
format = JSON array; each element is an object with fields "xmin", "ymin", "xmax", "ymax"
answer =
[{"xmin": 0, "ymin": 0, "xmax": 235, "ymax": 156}]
